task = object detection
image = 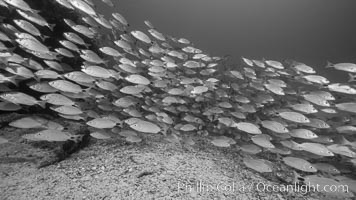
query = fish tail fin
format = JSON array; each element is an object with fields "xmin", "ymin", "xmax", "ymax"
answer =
[
  {"xmin": 7, "ymin": 46, "xmax": 16, "ymax": 53},
  {"xmin": 349, "ymin": 141, "xmax": 356, "ymax": 149},
  {"xmin": 79, "ymin": 114, "xmax": 88, "ymax": 121},
  {"xmin": 284, "ymin": 101, "xmax": 293, "ymax": 108},
  {"xmin": 318, "ymin": 84, "xmax": 329, "ymax": 90},
  {"xmin": 0, "ymin": 56, "xmax": 10, "ymax": 65},
  {"xmin": 113, "ymin": 72, "xmax": 122, "ymax": 80},
  {"xmin": 292, "ymin": 171, "xmax": 304, "ymax": 184},
  {"xmin": 325, "ymin": 61, "xmax": 333, "ymax": 68},
  {"xmin": 40, "ymin": 35, "xmax": 50, "ymax": 41},
  {"xmin": 348, "ymin": 73, "xmax": 356, "ymax": 82},
  {"xmin": 110, "ymin": 31, "xmax": 117, "ymax": 40},
  {"xmin": 255, "ymin": 116, "xmax": 262, "ymax": 124},
  {"xmin": 37, "ymin": 101, "xmax": 47, "ymax": 109},
  {"xmin": 35, "ymin": 76, "xmax": 41, "ymax": 82},
  {"xmin": 83, "ymin": 84, "xmax": 95, "ymax": 93},
  {"xmin": 33, "ymin": 76, "xmax": 40, "ymax": 82},
  {"xmin": 47, "ymin": 24, "xmax": 56, "ymax": 31},
  {"xmin": 22, "ymin": 58, "xmax": 31, "ymax": 67},
  {"xmin": 31, "ymin": 9, "xmax": 41, "ymax": 14},
  {"xmin": 103, "ymin": 59, "xmax": 110, "ymax": 67},
  {"xmin": 294, "ymin": 86, "xmax": 305, "ymax": 96},
  {"xmin": 0, "ymin": 16, "xmax": 6, "ymax": 22},
  {"xmin": 58, "ymin": 74, "xmax": 65, "ymax": 79},
  {"xmin": 84, "ymin": 43, "xmax": 91, "ymax": 48},
  {"xmin": 7, "ymin": 76, "xmax": 19, "ymax": 86}
]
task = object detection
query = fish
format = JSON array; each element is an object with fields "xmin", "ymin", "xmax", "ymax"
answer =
[
  {"xmin": 309, "ymin": 90, "xmax": 335, "ymax": 100},
  {"xmin": 71, "ymin": 24, "xmax": 96, "ymax": 38},
  {"xmin": 211, "ymin": 137, "xmax": 232, "ymax": 147},
  {"xmin": 265, "ymin": 60, "xmax": 284, "ymax": 69},
  {"xmin": 304, "ymin": 118, "xmax": 330, "ymax": 129},
  {"xmin": 9, "ymin": 116, "xmax": 46, "ymax": 128},
  {"xmin": 86, "ymin": 118, "xmax": 117, "ymax": 129},
  {"xmin": 289, "ymin": 129, "xmax": 318, "ymax": 139},
  {"xmin": 81, "ymin": 65, "xmax": 115, "ymax": 78},
  {"xmin": 148, "ymin": 29, "xmax": 166, "ymax": 41},
  {"xmin": 64, "ymin": 32, "xmax": 90, "ymax": 47},
  {"xmin": 50, "ymin": 105, "xmax": 83, "ymax": 115},
  {"xmin": 280, "ymin": 140, "xmax": 303, "ymax": 151},
  {"xmin": 124, "ymin": 118, "xmax": 161, "ymax": 133},
  {"xmin": 113, "ymin": 96, "xmax": 141, "ymax": 108},
  {"xmin": 22, "ymin": 129, "xmax": 74, "ymax": 142},
  {"xmin": 310, "ymin": 135, "xmax": 333, "ymax": 144},
  {"xmin": 282, "ymin": 156, "xmax": 317, "ymax": 172},
  {"xmin": 92, "ymin": 14, "xmax": 112, "ymax": 29},
  {"xmin": 55, "ymin": 48, "xmax": 75, "ymax": 58},
  {"xmin": 292, "ymin": 62, "xmax": 316, "ymax": 74},
  {"xmin": 239, "ymin": 144, "xmax": 262, "ymax": 154},
  {"xmin": 335, "ymin": 102, "xmax": 356, "ymax": 114},
  {"xmin": 99, "ymin": 47, "xmax": 122, "ymax": 57},
  {"xmin": 3, "ymin": 0, "xmax": 39, "ymax": 13},
  {"xmin": 131, "ymin": 30, "xmax": 152, "ymax": 44},
  {"xmin": 287, "ymin": 103, "xmax": 318, "ymax": 114},
  {"xmin": 243, "ymin": 158, "xmax": 273, "ymax": 173},
  {"xmin": 191, "ymin": 86, "xmax": 209, "ymax": 94},
  {"xmin": 0, "ymin": 92, "xmax": 45, "ymax": 107},
  {"xmin": 118, "ymin": 130, "xmax": 138, "ymax": 138},
  {"xmin": 251, "ymin": 134, "xmax": 275, "ymax": 149},
  {"xmin": 15, "ymin": 38, "xmax": 50, "ymax": 53},
  {"xmin": 120, "ymin": 85, "xmax": 147, "ymax": 95},
  {"xmin": 112, "ymin": 12, "xmax": 129, "ymax": 26},
  {"xmin": 326, "ymin": 62, "xmax": 356, "ymax": 73},
  {"xmin": 5, "ymin": 64, "xmax": 34, "ymax": 79},
  {"xmin": 49, "ymin": 80, "xmax": 82, "ymax": 93},
  {"xmin": 125, "ymin": 135, "xmax": 142, "ymax": 143},
  {"xmin": 299, "ymin": 142, "xmax": 334, "ymax": 157},
  {"xmin": 0, "ymin": 136, "xmax": 9, "ymax": 144},
  {"xmin": 336, "ymin": 125, "xmax": 356, "ymax": 134},
  {"xmin": 101, "ymin": 0, "xmax": 114, "ymax": 7},
  {"xmin": 327, "ymin": 144, "xmax": 356, "ymax": 158},
  {"xmin": 40, "ymin": 93, "xmax": 76, "ymax": 106},
  {"xmin": 327, "ymin": 83, "xmax": 356, "ymax": 94},
  {"xmin": 234, "ymin": 122, "xmax": 262, "ymax": 134},
  {"xmin": 278, "ymin": 111, "xmax": 310, "ymax": 123},
  {"xmin": 28, "ymin": 81, "xmax": 58, "ymax": 93},
  {"xmin": 0, "ymin": 101, "xmax": 22, "ymax": 111},
  {"xmin": 55, "ymin": 0, "xmax": 75, "ymax": 10},
  {"xmin": 68, "ymin": 0, "xmax": 97, "ymax": 16},
  {"xmin": 35, "ymin": 69, "xmax": 62, "ymax": 80},
  {"xmin": 64, "ymin": 71, "xmax": 95, "ymax": 83},
  {"xmin": 95, "ymin": 80, "xmax": 117, "ymax": 91},
  {"xmin": 302, "ymin": 94, "xmax": 331, "ymax": 107},
  {"xmin": 59, "ymin": 40, "xmax": 80, "ymax": 52},
  {"xmin": 90, "ymin": 130, "xmax": 111, "ymax": 140},
  {"xmin": 179, "ymin": 123, "xmax": 197, "ymax": 131},
  {"xmin": 260, "ymin": 120, "xmax": 289, "ymax": 134},
  {"xmin": 125, "ymin": 74, "xmax": 150, "ymax": 85},
  {"xmin": 312, "ymin": 163, "xmax": 340, "ymax": 174},
  {"xmin": 302, "ymin": 75, "xmax": 330, "ymax": 85}
]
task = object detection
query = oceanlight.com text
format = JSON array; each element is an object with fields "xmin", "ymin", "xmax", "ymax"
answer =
[{"xmin": 177, "ymin": 180, "xmax": 349, "ymax": 195}]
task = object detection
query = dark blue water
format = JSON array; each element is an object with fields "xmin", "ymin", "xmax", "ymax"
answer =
[{"xmin": 100, "ymin": 0, "xmax": 356, "ymax": 82}]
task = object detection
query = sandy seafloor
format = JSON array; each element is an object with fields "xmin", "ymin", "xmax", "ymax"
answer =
[{"xmin": 0, "ymin": 123, "xmax": 351, "ymax": 200}]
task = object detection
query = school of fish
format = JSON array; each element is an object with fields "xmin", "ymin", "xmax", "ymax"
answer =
[{"xmin": 0, "ymin": 0, "xmax": 356, "ymax": 197}]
